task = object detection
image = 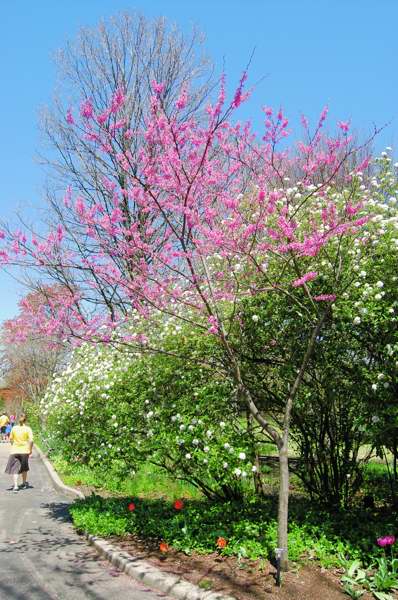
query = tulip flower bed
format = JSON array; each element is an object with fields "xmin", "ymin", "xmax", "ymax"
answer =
[
  {"xmin": 70, "ymin": 494, "xmax": 398, "ymax": 600},
  {"xmin": 69, "ymin": 493, "xmax": 397, "ymax": 598}
]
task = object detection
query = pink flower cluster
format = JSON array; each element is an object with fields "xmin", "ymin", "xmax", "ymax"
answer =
[
  {"xmin": 292, "ymin": 271, "xmax": 318, "ymax": 288},
  {"xmin": 313, "ymin": 294, "xmax": 336, "ymax": 302},
  {"xmin": 0, "ymin": 73, "xmax": 373, "ymax": 347}
]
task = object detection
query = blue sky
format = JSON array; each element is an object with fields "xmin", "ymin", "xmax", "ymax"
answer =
[{"xmin": 1, "ymin": 0, "xmax": 397, "ymax": 322}]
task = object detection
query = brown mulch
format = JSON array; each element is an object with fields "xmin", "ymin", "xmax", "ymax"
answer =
[{"xmin": 107, "ymin": 534, "xmax": 372, "ymax": 600}]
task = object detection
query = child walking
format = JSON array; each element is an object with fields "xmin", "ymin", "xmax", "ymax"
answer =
[{"xmin": 5, "ymin": 413, "xmax": 34, "ymax": 492}]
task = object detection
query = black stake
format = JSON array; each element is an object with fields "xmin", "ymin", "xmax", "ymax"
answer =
[{"xmin": 275, "ymin": 548, "xmax": 283, "ymax": 587}]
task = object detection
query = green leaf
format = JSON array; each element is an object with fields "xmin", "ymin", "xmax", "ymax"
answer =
[{"xmin": 372, "ymin": 592, "xmax": 394, "ymax": 600}]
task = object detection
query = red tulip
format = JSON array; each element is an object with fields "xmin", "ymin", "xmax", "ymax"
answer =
[{"xmin": 174, "ymin": 499, "xmax": 184, "ymax": 510}]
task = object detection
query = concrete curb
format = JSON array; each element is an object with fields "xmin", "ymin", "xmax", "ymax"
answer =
[
  {"xmin": 36, "ymin": 445, "xmax": 236, "ymax": 600},
  {"xmin": 35, "ymin": 445, "xmax": 85, "ymax": 500},
  {"xmin": 87, "ymin": 534, "xmax": 236, "ymax": 600}
]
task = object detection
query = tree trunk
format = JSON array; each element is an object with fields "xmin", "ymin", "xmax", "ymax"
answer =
[
  {"xmin": 278, "ymin": 443, "xmax": 289, "ymax": 571},
  {"xmin": 276, "ymin": 310, "xmax": 329, "ymax": 571}
]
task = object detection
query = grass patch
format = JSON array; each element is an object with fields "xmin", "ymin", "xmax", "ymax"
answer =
[
  {"xmin": 198, "ymin": 579, "xmax": 213, "ymax": 590},
  {"xmin": 50, "ymin": 453, "xmax": 202, "ymax": 500}
]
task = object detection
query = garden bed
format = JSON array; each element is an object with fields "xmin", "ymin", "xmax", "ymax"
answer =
[
  {"xmin": 107, "ymin": 533, "xmax": 358, "ymax": 600},
  {"xmin": 46, "ymin": 452, "xmax": 397, "ymax": 600},
  {"xmin": 69, "ymin": 493, "xmax": 397, "ymax": 600}
]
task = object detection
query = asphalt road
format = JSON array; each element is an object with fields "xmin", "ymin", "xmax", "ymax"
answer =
[{"xmin": 0, "ymin": 443, "xmax": 169, "ymax": 600}]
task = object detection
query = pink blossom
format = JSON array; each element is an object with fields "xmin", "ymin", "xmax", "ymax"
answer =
[
  {"xmin": 84, "ymin": 132, "xmax": 100, "ymax": 142},
  {"xmin": 208, "ymin": 315, "xmax": 219, "ymax": 335},
  {"xmin": 175, "ymin": 86, "xmax": 188, "ymax": 110},
  {"xmin": 66, "ymin": 109, "xmax": 74, "ymax": 125},
  {"xmin": 278, "ymin": 216, "xmax": 297, "ymax": 239},
  {"xmin": 231, "ymin": 71, "xmax": 248, "ymax": 109},
  {"xmin": 110, "ymin": 120, "xmax": 126, "ymax": 132},
  {"xmin": 0, "ymin": 249, "xmax": 9, "ymax": 263},
  {"xmin": 110, "ymin": 87, "xmax": 125, "ymax": 113},
  {"xmin": 151, "ymin": 80, "xmax": 165, "ymax": 95},
  {"xmin": 56, "ymin": 225, "xmax": 64, "ymax": 243},
  {"xmin": 97, "ymin": 109, "xmax": 111, "ymax": 125},
  {"xmin": 292, "ymin": 271, "xmax": 318, "ymax": 288},
  {"xmin": 352, "ymin": 216, "xmax": 370, "ymax": 227},
  {"xmin": 318, "ymin": 106, "xmax": 329, "ymax": 126},
  {"xmin": 345, "ymin": 203, "xmax": 360, "ymax": 217},
  {"xmin": 313, "ymin": 294, "xmax": 336, "ymax": 302},
  {"xmin": 209, "ymin": 73, "xmax": 226, "ymax": 118},
  {"xmin": 80, "ymin": 99, "xmax": 94, "ymax": 119},
  {"xmin": 75, "ymin": 197, "xmax": 85, "ymax": 217},
  {"xmin": 377, "ymin": 536, "xmax": 396, "ymax": 547},
  {"xmin": 338, "ymin": 120, "xmax": 350, "ymax": 133},
  {"xmin": 301, "ymin": 114, "xmax": 309, "ymax": 130},
  {"xmin": 356, "ymin": 156, "xmax": 371, "ymax": 171}
]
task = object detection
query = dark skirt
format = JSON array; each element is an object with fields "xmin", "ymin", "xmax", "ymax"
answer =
[{"xmin": 5, "ymin": 453, "xmax": 29, "ymax": 474}]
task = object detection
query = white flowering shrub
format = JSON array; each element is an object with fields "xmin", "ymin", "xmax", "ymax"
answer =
[
  {"xmin": 305, "ymin": 152, "xmax": 398, "ymax": 504},
  {"xmin": 41, "ymin": 324, "xmax": 261, "ymax": 499},
  {"xmin": 331, "ymin": 151, "xmax": 398, "ymax": 424},
  {"xmin": 345, "ymin": 152, "xmax": 398, "ymax": 496},
  {"xmin": 41, "ymin": 343, "xmax": 138, "ymax": 477}
]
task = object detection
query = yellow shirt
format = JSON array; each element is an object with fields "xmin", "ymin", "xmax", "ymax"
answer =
[
  {"xmin": 10, "ymin": 425, "xmax": 33, "ymax": 454},
  {"xmin": 0, "ymin": 415, "xmax": 9, "ymax": 427}
]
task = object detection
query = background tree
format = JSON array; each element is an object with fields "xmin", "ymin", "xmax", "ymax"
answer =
[
  {"xmin": 0, "ymin": 337, "xmax": 61, "ymax": 406},
  {"xmin": 0, "ymin": 289, "xmax": 67, "ymax": 406},
  {"xmin": 34, "ymin": 12, "xmax": 214, "ymax": 320}
]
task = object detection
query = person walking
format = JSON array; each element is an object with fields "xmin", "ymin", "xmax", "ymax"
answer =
[
  {"xmin": 0, "ymin": 412, "xmax": 9, "ymax": 442},
  {"xmin": 5, "ymin": 420, "xmax": 12, "ymax": 442},
  {"xmin": 5, "ymin": 413, "xmax": 33, "ymax": 492}
]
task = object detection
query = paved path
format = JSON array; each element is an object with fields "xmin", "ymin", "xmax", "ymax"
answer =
[{"xmin": 0, "ymin": 443, "xmax": 168, "ymax": 600}]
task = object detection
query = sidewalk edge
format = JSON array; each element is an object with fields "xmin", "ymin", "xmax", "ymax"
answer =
[
  {"xmin": 87, "ymin": 534, "xmax": 237, "ymax": 600},
  {"xmin": 35, "ymin": 444, "xmax": 85, "ymax": 499},
  {"xmin": 36, "ymin": 445, "xmax": 236, "ymax": 600}
]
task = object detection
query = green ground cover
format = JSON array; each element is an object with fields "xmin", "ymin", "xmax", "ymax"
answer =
[
  {"xmin": 68, "ymin": 482, "xmax": 395, "ymax": 568},
  {"xmin": 46, "ymin": 445, "xmax": 395, "ymax": 571}
]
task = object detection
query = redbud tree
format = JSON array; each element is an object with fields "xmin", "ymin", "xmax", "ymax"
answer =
[
  {"xmin": 1, "ymin": 288, "xmax": 67, "ymax": 404},
  {"xmin": 0, "ymin": 77, "xmax": 376, "ymax": 568}
]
